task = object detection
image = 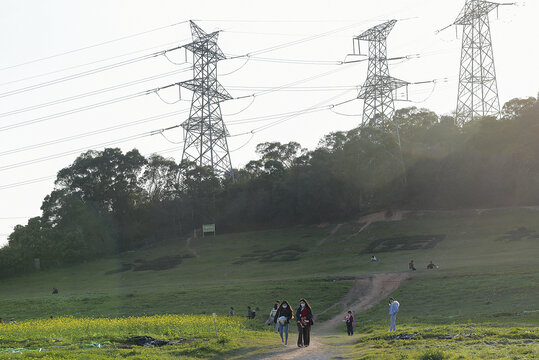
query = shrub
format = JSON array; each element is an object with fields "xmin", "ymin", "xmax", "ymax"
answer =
[{"xmin": 419, "ymin": 349, "xmax": 446, "ymax": 360}]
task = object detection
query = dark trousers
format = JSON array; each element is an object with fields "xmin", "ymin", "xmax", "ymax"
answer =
[
  {"xmin": 297, "ymin": 323, "xmax": 311, "ymax": 347},
  {"xmin": 346, "ymin": 321, "xmax": 353, "ymax": 335}
]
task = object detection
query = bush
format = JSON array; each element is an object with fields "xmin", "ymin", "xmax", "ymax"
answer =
[{"xmin": 419, "ymin": 349, "xmax": 446, "ymax": 360}]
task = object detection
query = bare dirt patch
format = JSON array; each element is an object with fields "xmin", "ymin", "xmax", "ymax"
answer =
[
  {"xmin": 105, "ymin": 254, "xmax": 194, "ymax": 274},
  {"xmin": 248, "ymin": 337, "xmax": 333, "ymax": 360},
  {"xmin": 498, "ymin": 226, "xmax": 539, "ymax": 241},
  {"xmin": 318, "ymin": 273, "xmax": 409, "ymax": 331},
  {"xmin": 233, "ymin": 246, "xmax": 307, "ymax": 265},
  {"xmin": 366, "ymin": 234, "xmax": 445, "ymax": 253}
]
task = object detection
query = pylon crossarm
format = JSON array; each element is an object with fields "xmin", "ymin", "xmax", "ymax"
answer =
[
  {"xmin": 357, "ymin": 20, "xmax": 397, "ymax": 41},
  {"xmin": 454, "ymin": 0, "xmax": 499, "ymax": 25},
  {"xmin": 184, "ymin": 41, "xmax": 226, "ymax": 62},
  {"xmin": 179, "ymin": 80, "xmax": 233, "ymax": 101}
]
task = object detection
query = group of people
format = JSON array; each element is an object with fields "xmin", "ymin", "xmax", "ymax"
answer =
[
  {"xmin": 0, "ymin": 318, "xmax": 17, "ymax": 324},
  {"xmin": 263, "ymin": 299, "xmax": 313, "ymax": 347},
  {"xmin": 409, "ymin": 259, "xmax": 439, "ymax": 271},
  {"xmin": 236, "ymin": 294, "xmax": 401, "ymax": 349}
]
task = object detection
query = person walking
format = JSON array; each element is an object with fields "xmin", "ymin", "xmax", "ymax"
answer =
[
  {"xmin": 265, "ymin": 304, "xmax": 278, "ymax": 329},
  {"xmin": 344, "ymin": 310, "xmax": 354, "ymax": 336},
  {"xmin": 273, "ymin": 301, "xmax": 281, "ymax": 333},
  {"xmin": 274, "ymin": 300, "xmax": 293, "ymax": 346},
  {"xmin": 296, "ymin": 298, "xmax": 313, "ymax": 348},
  {"xmin": 388, "ymin": 297, "xmax": 400, "ymax": 332}
]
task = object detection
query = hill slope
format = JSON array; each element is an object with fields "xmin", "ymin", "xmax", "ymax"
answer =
[{"xmin": 0, "ymin": 207, "xmax": 537, "ymax": 326}]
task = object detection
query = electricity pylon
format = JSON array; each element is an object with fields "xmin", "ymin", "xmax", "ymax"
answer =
[
  {"xmin": 451, "ymin": 0, "xmax": 510, "ymax": 126},
  {"xmin": 354, "ymin": 20, "xmax": 408, "ymax": 127},
  {"xmin": 180, "ymin": 20, "xmax": 234, "ymax": 178}
]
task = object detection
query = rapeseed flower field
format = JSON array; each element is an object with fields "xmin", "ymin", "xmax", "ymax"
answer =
[{"xmin": 0, "ymin": 314, "xmax": 271, "ymax": 359}]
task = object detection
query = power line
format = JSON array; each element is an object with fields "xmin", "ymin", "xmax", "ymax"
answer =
[
  {"xmin": 200, "ymin": 19, "xmax": 362, "ymax": 23},
  {"xmin": 0, "ymin": 90, "xmax": 150, "ymax": 132},
  {"xmin": 0, "ymin": 66, "xmax": 192, "ymax": 119},
  {"xmin": 0, "ymin": 175, "xmax": 56, "ymax": 191},
  {"xmin": 229, "ymin": 21, "xmax": 370, "ymax": 59},
  {"xmin": 0, "ymin": 40, "xmax": 184, "ymax": 89},
  {"xmin": 0, "ymin": 20, "xmax": 190, "ymax": 72},
  {"xmin": 0, "ymin": 109, "xmax": 189, "ymax": 157},
  {"xmin": 226, "ymin": 107, "xmax": 334, "ymax": 126},
  {"xmin": 250, "ymin": 90, "xmax": 358, "ymax": 133},
  {"xmin": 227, "ymin": 85, "xmax": 359, "ymax": 92},
  {"xmin": 0, "ymin": 45, "xmax": 186, "ymax": 99},
  {"xmin": 0, "ymin": 126, "xmax": 178, "ymax": 173},
  {"xmin": 230, "ymin": 61, "xmax": 364, "ymax": 100},
  {"xmin": 0, "ymin": 145, "xmax": 186, "ymax": 192},
  {"xmin": 234, "ymin": 55, "xmax": 345, "ymax": 65}
]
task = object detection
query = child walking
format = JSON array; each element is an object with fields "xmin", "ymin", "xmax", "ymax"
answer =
[{"xmin": 344, "ymin": 311, "xmax": 354, "ymax": 336}]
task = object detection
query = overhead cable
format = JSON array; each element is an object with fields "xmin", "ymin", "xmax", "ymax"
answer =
[
  {"xmin": 0, "ymin": 80, "xmax": 190, "ymax": 133},
  {"xmin": 0, "ymin": 109, "xmax": 189, "ymax": 157},
  {"xmin": 0, "ymin": 91, "xmax": 150, "ymax": 132},
  {"xmin": 0, "ymin": 144, "xmax": 186, "ymax": 191},
  {"xmin": 0, "ymin": 66, "xmax": 192, "ymax": 119},
  {"xmin": 0, "ymin": 40, "xmax": 183, "ymax": 88},
  {"xmin": 0, "ymin": 45, "xmax": 186, "ymax": 99},
  {"xmin": 0, "ymin": 20, "xmax": 190, "ymax": 72}
]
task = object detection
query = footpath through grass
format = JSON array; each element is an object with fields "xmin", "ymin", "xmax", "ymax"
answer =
[{"xmin": 0, "ymin": 208, "xmax": 537, "ymax": 358}]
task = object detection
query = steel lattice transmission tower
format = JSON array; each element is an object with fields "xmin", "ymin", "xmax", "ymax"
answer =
[
  {"xmin": 453, "ymin": 0, "xmax": 507, "ymax": 126},
  {"xmin": 180, "ymin": 20, "xmax": 234, "ymax": 177},
  {"xmin": 354, "ymin": 20, "xmax": 408, "ymax": 127}
]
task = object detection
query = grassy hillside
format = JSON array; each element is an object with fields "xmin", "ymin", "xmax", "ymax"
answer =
[{"xmin": 0, "ymin": 207, "xmax": 537, "ymax": 326}]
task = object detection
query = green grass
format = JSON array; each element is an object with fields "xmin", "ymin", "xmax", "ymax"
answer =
[
  {"xmin": 0, "ymin": 315, "xmax": 274, "ymax": 359},
  {"xmin": 329, "ymin": 324, "xmax": 538, "ymax": 360},
  {"xmin": 0, "ymin": 207, "xmax": 538, "ymax": 358}
]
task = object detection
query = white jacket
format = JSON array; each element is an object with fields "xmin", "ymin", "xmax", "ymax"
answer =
[{"xmin": 389, "ymin": 301, "xmax": 400, "ymax": 315}]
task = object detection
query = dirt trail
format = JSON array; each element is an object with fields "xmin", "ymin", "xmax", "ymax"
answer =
[
  {"xmin": 250, "ymin": 338, "xmax": 332, "ymax": 360},
  {"xmin": 249, "ymin": 273, "xmax": 408, "ymax": 359},
  {"xmin": 356, "ymin": 211, "xmax": 409, "ymax": 234},
  {"xmin": 317, "ymin": 223, "xmax": 343, "ymax": 246},
  {"xmin": 185, "ymin": 237, "xmax": 199, "ymax": 258},
  {"xmin": 319, "ymin": 273, "xmax": 409, "ymax": 331}
]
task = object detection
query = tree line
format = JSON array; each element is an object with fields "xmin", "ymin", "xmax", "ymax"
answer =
[{"xmin": 1, "ymin": 95, "xmax": 538, "ymax": 275}]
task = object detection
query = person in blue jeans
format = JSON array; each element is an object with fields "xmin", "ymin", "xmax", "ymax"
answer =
[
  {"xmin": 389, "ymin": 297, "xmax": 400, "ymax": 332},
  {"xmin": 273, "ymin": 300, "xmax": 293, "ymax": 346}
]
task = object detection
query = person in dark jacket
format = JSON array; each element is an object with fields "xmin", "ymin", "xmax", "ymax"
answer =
[
  {"xmin": 344, "ymin": 310, "xmax": 354, "ymax": 336},
  {"xmin": 247, "ymin": 306, "xmax": 256, "ymax": 319},
  {"xmin": 273, "ymin": 300, "xmax": 293, "ymax": 346},
  {"xmin": 296, "ymin": 298, "xmax": 313, "ymax": 347}
]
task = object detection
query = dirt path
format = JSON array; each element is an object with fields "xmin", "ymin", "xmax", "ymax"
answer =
[
  {"xmin": 355, "ymin": 210, "xmax": 409, "ymax": 233},
  {"xmin": 319, "ymin": 273, "xmax": 409, "ymax": 331},
  {"xmin": 185, "ymin": 237, "xmax": 199, "ymax": 258},
  {"xmin": 248, "ymin": 273, "xmax": 408, "ymax": 359},
  {"xmin": 249, "ymin": 337, "xmax": 333, "ymax": 360},
  {"xmin": 317, "ymin": 223, "xmax": 343, "ymax": 246}
]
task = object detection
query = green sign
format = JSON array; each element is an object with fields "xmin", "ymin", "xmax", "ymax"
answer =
[{"xmin": 202, "ymin": 224, "xmax": 215, "ymax": 233}]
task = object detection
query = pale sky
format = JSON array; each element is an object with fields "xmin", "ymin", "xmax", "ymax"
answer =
[{"xmin": 0, "ymin": 0, "xmax": 537, "ymax": 247}]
